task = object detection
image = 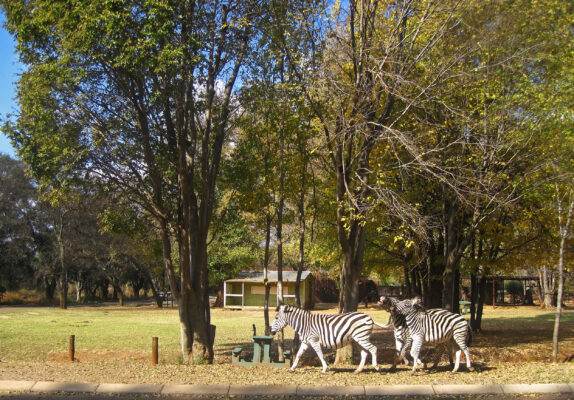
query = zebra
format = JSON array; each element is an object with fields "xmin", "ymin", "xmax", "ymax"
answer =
[
  {"xmin": 378, "ymin": 296, "xmax": 452, "ymax": 371},
  {"xmin": 270, "ymin": 304, "xmax": 388, "ymax": 373},
  {"xmin": 391, "ymin": 297, "xmax": 473, "ymax": 374}
]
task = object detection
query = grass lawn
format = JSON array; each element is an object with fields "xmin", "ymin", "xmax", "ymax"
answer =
[{"xmin": 0, "ymin": 303, "xmax": 573, "ymax": 386}]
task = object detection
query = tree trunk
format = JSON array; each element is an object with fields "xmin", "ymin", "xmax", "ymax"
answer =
[
  {"xmin": 404, "ymin": 265, "xmax": 412, "ymax": 297},
  {"xmin": 160, "ymin": 222, "xmax": 179, "ymax": 301},
  {"xmin": 295, "ymin": 162, "xmax": 306, "ymax": 308},
  {"xmin": 45, "ymin": 276, "xmax": 57, "ymax": 300},
  {"xmin": 334, "ymin": 227, "xmax": 365, "ymax": 365},
  {"xmin": 552, "ymin": 191, "xmax": 573, "ymax": 362},
  {"xmin": 425, "ymin": 238, "xmax": 444, "ymax": 308},
  {"xmin": 117, "ymin": 287, "xmax": 124, "ymax": 306},
  {"xmin": 443, "ymin": 203, "xmax": 459, "ymax": 313},
  {"xmin": 190, "ymin": 229, "xmax": 214, "ymax": 364},
  {"xmin": 476, "ymin": 275, "xmax": 486, "ymax": 330},
  {"xmin": 263, "ymin": 215, "xmax": 272, "ymax": 335},
  {"xmin": 539, "ymin": 265, "xmax": 554, "ymax": 309},
  {"xmin": 56, "ymin": 217, "xmax": 68, "ymax": 309},
  {"xmin": 276, "ymin": 124, "xmax": 286, "ymax": 362},
  {"xmin": 470, "ymin": 273, "xmax": 478, "ymax": 330}
]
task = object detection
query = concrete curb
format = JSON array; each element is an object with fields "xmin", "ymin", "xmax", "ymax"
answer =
[
  {"xmin": 433, "ymin": 384, "xmax": 504, "ymax": 395},
  {"xmin": 31, "ymin": 381, "xmax": 98, "ymax": 393},
  {"xmin": 364, "ymin": 384, "xmax": 435, "ymax": 396},
  {"xmin": 162, "ymin": 383, "xmax": 230, "ymax": 395},
  {"xmin": 501, "ymin": 383, "xmax": 574, "ymax": 394},
  {"xmin": 1, "ymin": 380, "xmax": 573, "ymax": 396},
  {"xmin": 97, "ymin": 383, "xmax": 163, "ymax": 394}
]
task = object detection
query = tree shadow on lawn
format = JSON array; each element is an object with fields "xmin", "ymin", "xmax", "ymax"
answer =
[{"xmin": 216, "ymin": 311, "xmax": 574, "ymax": 366}]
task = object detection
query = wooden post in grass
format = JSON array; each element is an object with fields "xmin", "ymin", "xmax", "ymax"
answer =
[
  {"xmin": 152, "ymin": 337, "xmax": 158, "ymax": 365},
  {"xmin": 69, "ymin": 335, "xmax": 75, "ymax": 361}
]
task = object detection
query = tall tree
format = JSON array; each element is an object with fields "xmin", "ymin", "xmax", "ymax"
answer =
[
  {"xmin": 2, "ymin": 0, "xmax": 259, "ymax": 363},
  {"xmin": 0, "ymin": 155, "xmax": 36, "ymax": 290},
  {"xmin": 280, "ymin": 0, "xmax": 481, "ymax": 312}
]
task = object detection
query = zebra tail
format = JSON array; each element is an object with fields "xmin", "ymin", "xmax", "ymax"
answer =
[
  {"xmin": 373, "ymin": 320, "xmax": 393, "ymax": 329},
  {"xmin": 466, "ymin": 325, "xmax": 472, "ymax": 347}
]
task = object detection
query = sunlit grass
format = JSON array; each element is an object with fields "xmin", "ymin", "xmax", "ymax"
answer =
[{"xmin": 0, "ymin": 303, "xmax": 571, "ymax": 364}]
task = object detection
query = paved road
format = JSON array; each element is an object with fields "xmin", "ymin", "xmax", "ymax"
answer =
[
  {"xmin": 1, "ymin": 381, "xmax": 573, "ymax": 400},
  {"xmin": 1, "ymin": 394, "xmax": 574, "ymax": 400}
]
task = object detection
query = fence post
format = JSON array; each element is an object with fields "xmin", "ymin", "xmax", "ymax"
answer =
[
  {"xmin": 69, "ymin": 335, "xmax": 75, "ymax": 361},
  {"xmin": 152, "ymin": 337, "xmax": 158, "ymax": 365}
]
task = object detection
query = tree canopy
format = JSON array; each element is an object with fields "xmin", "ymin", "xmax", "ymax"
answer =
[{"xmin": 1, "ymin": 0, "xmax": 572, "ymax": 361}]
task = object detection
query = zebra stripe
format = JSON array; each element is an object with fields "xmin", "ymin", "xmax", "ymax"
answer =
[
  {"xmin": 391, "ymin": 297, "xmax": 472, "ymax": 373},
  {"xmin": 270, "ymin": 304, "xmax": 384, "ymax": 373},
  {"xmin": 379, "ymin": 296, "xmax": 451, "ymax": 370}
]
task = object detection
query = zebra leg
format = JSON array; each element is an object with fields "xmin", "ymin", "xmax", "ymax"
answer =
[
  {"xmin": 354, "ymin": 338, "xmax": 380, "ymax": 372},
  {"xmin": 452, "ymin": 349, "xmax": 462, "ymax": 372},
  {"xmin": 355, "ymin": 349, "xmax": 368, "ymax": 374},
  {"xmin": 453, "ymin": 336, "xmax": 473, "ymax": 372},
  {"xmin": 409, "ymin": 336, "xmax": 423, "ymax": 375},
  {"xmin": 464, "ymin": 347, "xmax": 473, "ymax": 371},
  {"xmin": 390, "ymin": 336, "xmax": 403, "ymax": 370},
  {"xmin": 369, "ymin": 346, "xmax": 380, "ymax": 372},
  {"xmin": 400, "ymin": 337, "xmax": 423, "ymax": 368},
  {"xmin": 401, "ymin": 336, "xmax": 413, "ymax": 366},
  {"xmin": 447, "ymin": 342, "xmax": 454, "ymax": 369},
  {"xmin": 290, "ymin": 342, "xmax": 309, "ymax": 372},
  {"xmin": 309, "ymin": 340, "xmax": 329, "ymax": 373},
  {"xmin": 457, "ymin": 343, "xmax": 473, "ymax": 372}
]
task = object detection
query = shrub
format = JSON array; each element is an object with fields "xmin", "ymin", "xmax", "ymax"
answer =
[{"xmin": 0, "ymin": 289, "xmax": 47, "ymax": 305}]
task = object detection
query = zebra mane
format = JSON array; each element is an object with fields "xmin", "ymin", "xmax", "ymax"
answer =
[
  {"xmin": 280, "ymin": 304, "xmax": 309, "ymax": 315},
  {"xmin": 391, "ymin": 297, "xmax": 427, "ymax": 315},
  {"xmin": 378, "ymin": 296, "xmax": 401, "ymax": 312}
]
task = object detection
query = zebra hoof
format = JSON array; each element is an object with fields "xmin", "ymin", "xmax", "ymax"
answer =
[
  {"xmin": 353, "ymin": 369, "xmax": 363, "ymax": 374},
  {"xmin": 289, "ymin": 368, "xmax": 296, "ymax": 373},
  {"xmin": 468, "ymin": 366, "xmax": 475, "ymax": 372}
]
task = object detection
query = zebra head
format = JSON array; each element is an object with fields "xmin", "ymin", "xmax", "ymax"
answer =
[
  {"xmin": 270, "ymin": 304, "xmax": 292, "ymax": 334},
  {"xmin": 378, "ymin": 296, "xmax": 400, "ymax": 311},
  {"xmin": 390, "ymin": 297, "xmax": 425, "ymax": 316}
]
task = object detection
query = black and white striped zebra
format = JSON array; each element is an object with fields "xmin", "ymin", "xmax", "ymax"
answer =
[
  {"xmin": 270, "ymin": 304, "xmax": 387, "ymax": 373},
  {"xmin": 391, "ymin": 297, "xmax": 473, "ymax": 374},
  {"xmin": 379, "ymin": 296, "xmax": 451, "ymax": 370}
]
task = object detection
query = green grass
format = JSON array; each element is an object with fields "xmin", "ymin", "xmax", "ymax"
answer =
[
  {"xmin": 0, "ymin": 303, "xmax": 573, "ymax": 385},
  {"xmin": 0, "ymin": 304, "xmax": 572, "ymax": 364},
  {"xmin": 0, "ymin": 306, "xmax": 181, "ymax": 362}
]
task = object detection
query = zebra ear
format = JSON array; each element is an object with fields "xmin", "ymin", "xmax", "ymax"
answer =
[{"xmin": 412, "ymin": 296, "xmax": 422, "ymax": 305}]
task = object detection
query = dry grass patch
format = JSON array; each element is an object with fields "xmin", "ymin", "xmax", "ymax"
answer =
[{"xmin": 0, "ymin": 303, "xmax": 572, "ymax": 385}]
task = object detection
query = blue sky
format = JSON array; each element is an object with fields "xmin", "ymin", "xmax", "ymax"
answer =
[{"xmin": 0, "ymin": 11, "xmax": 22, "ymax": 158}]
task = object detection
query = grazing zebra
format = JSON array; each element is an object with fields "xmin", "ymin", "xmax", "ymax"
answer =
[
  {"xmin": 270, "ymin": 304, "xmax": 388, "ymax": 373},
  {"xmin": 391, "ymin": 297, "xmax": 473, "ymax": 374},
  {"xmin": 379, "ymin": 296, "xmax": 451, "ymax": 371}
]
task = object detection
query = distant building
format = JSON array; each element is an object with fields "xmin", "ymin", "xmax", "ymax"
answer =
[{"xmin": 223, "ymin": 270, "xmax": 315, "ymax": 309}]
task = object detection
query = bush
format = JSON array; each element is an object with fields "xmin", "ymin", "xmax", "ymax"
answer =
[{"xmin": 0, "ymin": 289, "xmax": 47, "ymax": 305}]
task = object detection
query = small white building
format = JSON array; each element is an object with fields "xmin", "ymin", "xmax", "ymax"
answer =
[{"xmin": 223, "ymin": 270, "xmax": 314, "ymax": 309}]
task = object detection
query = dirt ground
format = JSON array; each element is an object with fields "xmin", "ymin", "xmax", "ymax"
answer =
[
  {"xmin": 1, "ymin": 326, "xmax": 573, "ymax": 385},
  {"xmin": 1, "ymin": 304, "xmax": 573, "ymax": 386}
]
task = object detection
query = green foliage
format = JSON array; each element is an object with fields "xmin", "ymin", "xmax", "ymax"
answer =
[
  {"xmin": 0, "ymin": 155, "xmax": 37, "ymax": 289},
  {"xmin": 208, "ymin": 206, "xmax": 259, "ymax": 286},
  {"xmin": 0, "ymin": 0, "xmax": 572, "ymax": 311}
]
